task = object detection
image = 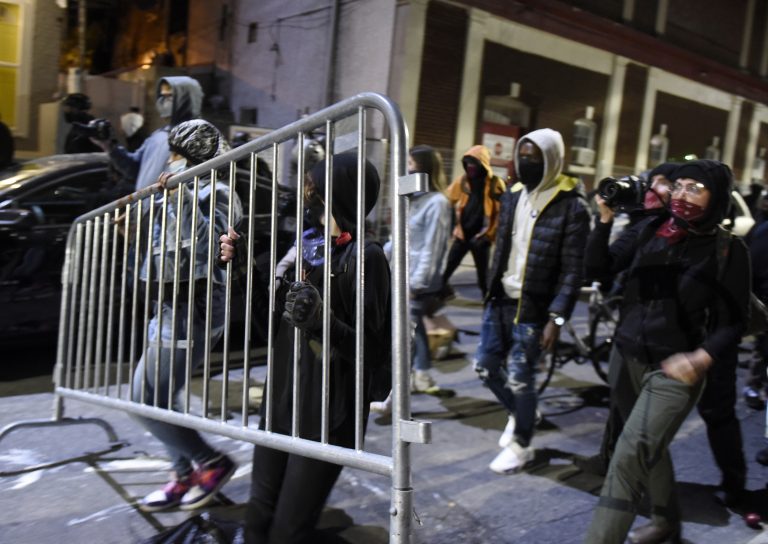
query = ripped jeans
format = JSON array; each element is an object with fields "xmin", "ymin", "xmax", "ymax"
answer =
[{"xmin": 474, "ymin": 299, "xmax": 543, "ymax": 448}]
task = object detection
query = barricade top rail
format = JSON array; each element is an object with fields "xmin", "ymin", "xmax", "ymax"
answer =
[{"xmin": 76, "ymin": 92, "xmax": 407, "ymax": 225}]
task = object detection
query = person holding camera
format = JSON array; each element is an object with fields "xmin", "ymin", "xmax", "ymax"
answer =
[
  {"xmin": 91, "ymin": 76, "xmax": 203, "ymax": 191},
  {"xmin": 442, "ymin": 144, "xmax": 506, "ymax": 299},
  {"xmin": 584, "ymin": 160, "xmax": 750, "ymax": 544},
  {"xmin": 476, "ymin": 128, "xmax": 590, "ymax": 474},
  {"xmin": 585, "ymin": 163, "xmax": 678, "ymax": 474},
  {"xmin": 61, "ymin": 93, "xmax": 102, "ymax": 154},
  {"xmin": 589, "ymin": 162, "xmax": 750, "ymax": 513}
]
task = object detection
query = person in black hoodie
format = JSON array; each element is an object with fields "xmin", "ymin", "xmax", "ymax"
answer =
[
  {"xmin": 587, "ymin": 162, "xmax": 750, "ymax": 512},
  {"xmin": 222, "ymin": 152, "xmax": 391, "ymax": 543},
  {"xmin": 584, "ymin": 160, "xmax": 751, "ymax": 544},
  {"xmin": 585, "ymin": 163, "xmax": 678, "ymax": 473},
  {"xmin": 61, "ymin": 93, "xmax": 102, "ymax": 154}
]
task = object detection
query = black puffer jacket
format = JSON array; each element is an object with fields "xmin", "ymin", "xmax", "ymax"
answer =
[{"xmin": 487, "ymin": 175, "xmax": 590, "ymax": 324}]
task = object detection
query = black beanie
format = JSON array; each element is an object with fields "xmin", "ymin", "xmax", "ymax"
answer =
[
  {"xmin": 671, "ymin": 159, "xmax": 733, "ymax": 231},
  {"xmin": 648, "ymin": 162, "xmax": 680, "ymax": 181},
  {"xmin": 309, "ymin": 151, "xmax": 381, "ymax": 234}
]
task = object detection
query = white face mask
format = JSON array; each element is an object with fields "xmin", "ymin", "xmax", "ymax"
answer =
[{"xmin": 167, "ymin": 157, "xmax": 187, "ymax": 174}]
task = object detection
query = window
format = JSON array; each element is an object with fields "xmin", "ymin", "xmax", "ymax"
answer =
[
  {"xmin": 248, "ymin": 22, "xmax": 258, "ymax": 44},
  {"xmin": 0, "ymin": 2, "xmax": 20, "ymax": 128}
]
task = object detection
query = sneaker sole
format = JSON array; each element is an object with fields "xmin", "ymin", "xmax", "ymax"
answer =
[
  {"xmin": 179, "ymin": 463, "xmax": 236, "ymax": 511},
  {"xmin": 489, "ymin": 459, "xmax": 534, "ymax": 475},
  {"xmin": 137, "ymin": 500, "xmax": 182, "ymax": 513}
]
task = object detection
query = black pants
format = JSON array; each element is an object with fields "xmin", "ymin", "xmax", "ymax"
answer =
[
  {"xmin": 746, "ymin": 333, "xmax": 768, "ymax": 391},
  {"xmin": 244, "ymin": 423, "xmax": 355, "ymax": 544},
  {"xmin": 696, "ymin": 349, "xmax": 747, "ymax": 493},
  {"xmin": 442, "ymin": 236, "xmax": 490, "ymax": 297}
]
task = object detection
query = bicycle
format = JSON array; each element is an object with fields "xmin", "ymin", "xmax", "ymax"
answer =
[{"xmin": 536, "ymin": 282, "xmax": 621, "ymax": 394}]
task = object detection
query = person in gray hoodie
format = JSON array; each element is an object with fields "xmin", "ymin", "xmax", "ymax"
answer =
[{"xmin": 92, "ymin": 76, "xmax": 203, "ymax": 191}]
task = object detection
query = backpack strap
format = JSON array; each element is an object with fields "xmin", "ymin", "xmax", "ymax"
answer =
[{"xmin": 714, "ymin": 225, "xmax": 732, "ymax": 283}]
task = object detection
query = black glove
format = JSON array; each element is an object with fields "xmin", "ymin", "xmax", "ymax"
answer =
[{"xmin": 283, "ymin": 281, "xmax": 323, "ymax": 331}]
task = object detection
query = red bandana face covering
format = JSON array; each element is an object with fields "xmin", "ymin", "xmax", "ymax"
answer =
[{"xmin": 656, "ymin": 198, "xmax": 708, "ymax": 244}]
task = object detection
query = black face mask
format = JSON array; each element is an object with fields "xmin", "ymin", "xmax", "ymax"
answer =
[{"xmin": 517, "ymin": 158, "xmax": 544, "ymax": 191}]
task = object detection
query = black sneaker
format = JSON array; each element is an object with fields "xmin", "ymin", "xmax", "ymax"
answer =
[{"xmin": 743, "ymin": 387, "xmax": 766, "ymax": 410}]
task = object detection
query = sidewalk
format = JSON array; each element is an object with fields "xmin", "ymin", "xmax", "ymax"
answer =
[{"xmin": 0, "ymin": 264, "xmax": 767, "ymax": 543}]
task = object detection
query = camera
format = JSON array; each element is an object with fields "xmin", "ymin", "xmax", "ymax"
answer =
[
  {"xmin": 597, "ymin": 175, "xmax": 648, "ymax": 210},
  {"xmin": 71, "ymin": 118, "xmax": 114, "ymax": 142}
]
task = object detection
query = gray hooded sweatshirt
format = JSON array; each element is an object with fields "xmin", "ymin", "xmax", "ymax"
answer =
[{"xmin": 110, "ymin": 76, "xmax": 204, "ymax": 190}]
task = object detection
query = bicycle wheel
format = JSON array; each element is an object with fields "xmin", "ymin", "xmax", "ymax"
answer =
[{"xmin": 587, "ymin": 296, "xmax": 622, "ymax": 382}]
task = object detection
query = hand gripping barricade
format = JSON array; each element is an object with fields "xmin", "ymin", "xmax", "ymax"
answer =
[{"xmin": 0, "ymin": 93, "xmax": 431, "ymax": 543}]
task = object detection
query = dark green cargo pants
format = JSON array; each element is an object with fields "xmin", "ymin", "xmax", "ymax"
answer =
[{"xmin": 584, "ymin": 350, "xmax": 705, "ymax": 543}]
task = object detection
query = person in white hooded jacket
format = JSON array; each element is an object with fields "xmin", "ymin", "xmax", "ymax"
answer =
[{"xmin": 477, "ymin": 128, "xmax": 589, "ymax": 474}]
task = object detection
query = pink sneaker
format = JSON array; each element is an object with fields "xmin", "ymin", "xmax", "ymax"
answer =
[
  {"xmin": 180, "ymin": 455, "xmax": 236, "ymax": 510},
  {"xmin": 139, "ymin": 477, "xmax": 192, "ymax": 512}
]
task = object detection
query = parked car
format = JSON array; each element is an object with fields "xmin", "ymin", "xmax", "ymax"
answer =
[
  {"xmin": 0, "ymin": 153, "xmax": 131, "ymax": 343},
  {"xmin": 0, "ymin": 153, "xmax": 297, "ymax": 347}
]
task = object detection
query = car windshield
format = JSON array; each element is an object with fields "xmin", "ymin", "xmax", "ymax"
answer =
[{"xmin": 0, "ymin": 154, "xmax": 107, "ymax": 199}]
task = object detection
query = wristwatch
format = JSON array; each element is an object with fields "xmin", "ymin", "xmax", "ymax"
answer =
[{"xmin": 550, "ymin": 313, "xmax": 566, "ymax": 327}]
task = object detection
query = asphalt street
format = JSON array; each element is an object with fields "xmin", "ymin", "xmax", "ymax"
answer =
[{"xmin": 1, "ymin": 265, "xmax": 768, "ymax": 543}]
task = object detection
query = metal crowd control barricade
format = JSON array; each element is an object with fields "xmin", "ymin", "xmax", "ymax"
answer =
[{"xmin": 0, "ymin": 92, "xmax": 431, "ymax": 543}]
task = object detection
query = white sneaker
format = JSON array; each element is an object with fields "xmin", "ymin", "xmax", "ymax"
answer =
[
  {"xmin": 498, "ymin": 410, "xmax": 543, "ymax": 449},
  {"xmin": 489, "ymin": 442, "xmax": 534, "ymax": 474},
  {"xmin": 370, "ymin": 392, "xmax": 392, "ymax": 415},
  {"xmin": 498, "ymin": 415, "xmax": 516, "ymax": 448},
  {"xmin": 411, "ymin": 370, "xmax": 440, "ymax": 394}
]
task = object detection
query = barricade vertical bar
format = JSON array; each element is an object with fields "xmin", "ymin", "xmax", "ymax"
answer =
[
  {"xmin": 242, "ymin": 151, "xmax": 257, "ymax": 427},
  {"xmin": 389, "ymin": 107, "xmax": 412, "ymax": 544},
  {"xmin": 355, "ymin": 107, "xmax": 366, "ymax": 451},
  {"xmin": 155, "ymin": 191, "xmax": 169, "ymax": 407},
  {"xmin": 290, "ymin": 136, "xmax": 305, "ymax": 437},
  {"xmin": 266, "ymin": 143, "xmax": 282, "ymax": 432},
  {"xmin": 128, "ymin": 199, "xmax": 143, "ymax": 401},
  {"xmin": 55, "ymin": 230, "xmax": 75, "ymax": 393},
  {"xmin": 75, "ymin": 220, "xmax": 94, "ymax": 391},
  {"xmin": 320, "ymin": 121, "xmax": 334, "ymax": 445},
  {"xmin": 141, "ymin": 194, "xmax": 156, "ymax": 405},
  {"xmin": 105, "ymin": 209, "xmax": 120, "ymax": 396},
  {"xmin": 94, "ymin": 212, "xmax": 110, "ymax": 393},
  {"xmin": 65, "ymin": 223, "xmax": 84, "ymax": 390},
  {"xmin": 221, "ymin": 161, "xmax": 236, "ymax": 422},
  {"xmin": 202, "ymin": 169, "xmax": 217, "ymax": 419},
  {"xmin": 168, "ymin": 183, "xmax": 184, "ymax": 411},
  {"xmin": 84, "ymin": 216, "xmax": 101, "ymax": 391},
  {"xmin": 185, "ymin": 177, "xmax": 200, "ymax": 414}
]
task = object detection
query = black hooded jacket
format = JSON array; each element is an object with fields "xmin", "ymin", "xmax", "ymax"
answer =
[
  {"xmin": 263, "ymin": 153, "xmax": 391, "ymax": 439},
  {"xmin": 585, "ymin": 160, "xmax": 750, "ymax": 367}
]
